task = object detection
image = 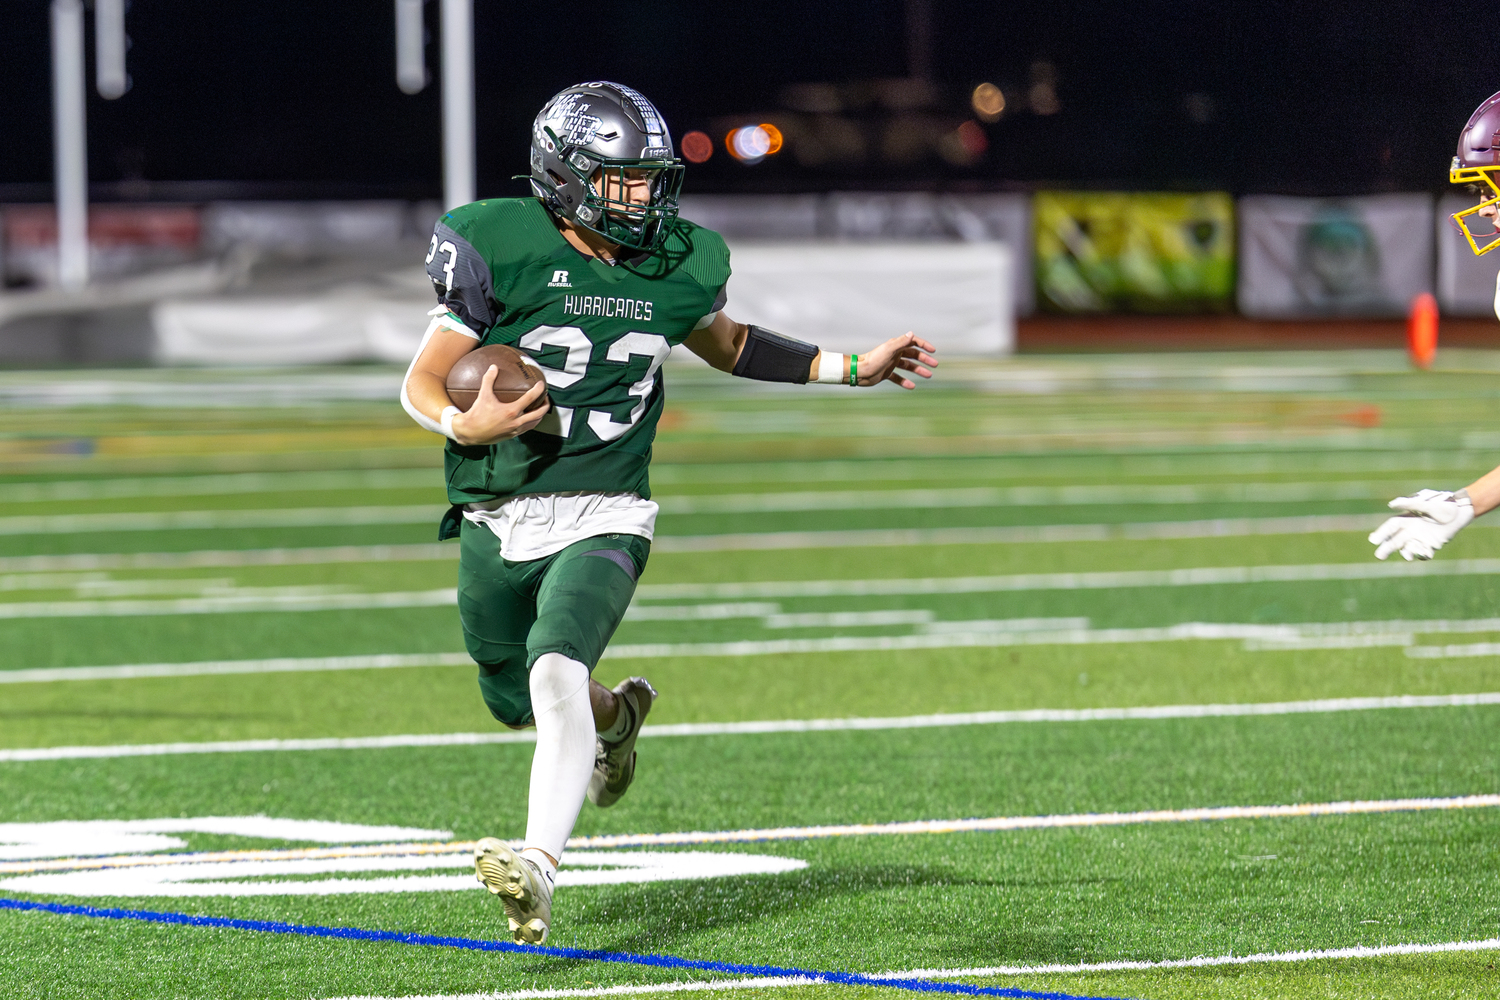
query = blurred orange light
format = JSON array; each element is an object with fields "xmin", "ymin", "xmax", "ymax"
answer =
[
  {"xmin": 681, "ymin": 130, "xmax": 714, "ymax": 163},
  {"xmin": 971, "ymin": 82, "xmax": 1005, "ymax": 122},
  {"xmin": 759, "ymin": 123, "xmax": 784, "ymax": 154}
]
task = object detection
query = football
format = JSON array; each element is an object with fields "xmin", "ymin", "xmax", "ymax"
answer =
[{"xmin": 445, "ymin": 344, "xmax": 549, "ymax": 411}]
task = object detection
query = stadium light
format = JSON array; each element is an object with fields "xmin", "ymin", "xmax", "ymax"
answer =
[
  {"xmin": 440, "ymin": 0, "xmax": 475, "ymax": 210},
  {"xmin": 94, "ymin": 0, "xmax": 129, "ymax": 100},
  {"xmin": 395, "ymin": 0, "xmax": 428, "ymax": 94},
  {"xmin": 51, "ymin": 0, "xmax": 89, "ymax": 290}
]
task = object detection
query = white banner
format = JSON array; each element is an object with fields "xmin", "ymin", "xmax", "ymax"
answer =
[
  {"xmin": 153, "ymin": 297, "xmax": 428, "ymax": 366},
  {"xmin": 1436, "ymin": 193, "xmax": 1500, "ymax": 317},
  {"xmin": 677, "ymin": 195, "xmax": 822, "ymax": 240},
  {"xmin": 1238, "ymin": 194, "xmax": 1433, "ymax": 318},
  {"xmin": 680, "ymin": 193, "xmax": 1032, "ymax": 316},
  {"xmin": 827, "ymin": 193, "xmax": 1032, "ymax": 316},
  {"xmin": 719, "ymin": 241, "xmax": 1013, "ymax": 357}
]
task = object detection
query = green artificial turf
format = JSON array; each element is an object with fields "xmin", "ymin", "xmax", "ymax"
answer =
[
  {"xmin": 6, "ymin": 359, "xmax": 1500, "ymax": 998},
  {"xmin": 3, "ymin": 711, "xmax": 1499, "ymax": 998}
]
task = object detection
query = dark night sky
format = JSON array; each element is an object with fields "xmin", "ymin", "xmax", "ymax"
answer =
[{"xmin": 2, "ymin": 0, "xmax": 1498, "ymax": 200}]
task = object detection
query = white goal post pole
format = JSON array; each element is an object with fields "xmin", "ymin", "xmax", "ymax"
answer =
[
  {"xmin": 440, "ymin": 0, "xmax": 475, "ymax": 210},
  {"xmin": 395, "ymin": 0, "xmax": 428, "ymax": 94},
  {"xmin": 95, "ymin": 0, "xmax": 129, "ymax": 99},
  {"xmin": 51, "ymin": 0, "xmax": 89, "ymax": 291}
]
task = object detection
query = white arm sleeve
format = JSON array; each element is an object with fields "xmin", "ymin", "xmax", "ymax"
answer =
[
  {"xmin": 1492, "ymin": 270, "xmax": 1500, "ymax": 321},
  {"xmin": 400, "ymin": 306, "xmax": 481, "ymax": 436}
]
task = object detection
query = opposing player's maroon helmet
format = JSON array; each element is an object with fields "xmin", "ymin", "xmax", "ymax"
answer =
[{"xmin": 1450, "ymin": 90, "xmax": 1500, "ymax": 255}]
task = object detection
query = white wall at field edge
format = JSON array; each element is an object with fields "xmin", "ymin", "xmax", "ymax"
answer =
[{"xmin": 719, "ymin": 240, "xmax": 1013, "ymax": 358}]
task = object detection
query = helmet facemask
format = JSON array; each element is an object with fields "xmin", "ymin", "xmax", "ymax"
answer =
[
  {"xmin": 554, "ymin": 132, "xmax": 684, "ymax": 253},
  {"xmin": 1449, "ymin": 158, "xmax": 1500, "ymax": 255}
]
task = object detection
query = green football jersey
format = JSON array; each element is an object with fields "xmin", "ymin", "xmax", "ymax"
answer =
[{"xmin": 425, "ymin": 197, "xmax": 730, "ymax": 514}]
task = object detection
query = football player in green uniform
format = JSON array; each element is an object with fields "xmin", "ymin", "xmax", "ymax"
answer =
[{"xmin": 401, "ymin": 81, "xmax": 936, "ymax": 944}]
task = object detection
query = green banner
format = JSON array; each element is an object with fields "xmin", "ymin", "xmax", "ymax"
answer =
[{"xmin": 1035, "ymin": 192, "xmax": 1235, "ymax": 312}]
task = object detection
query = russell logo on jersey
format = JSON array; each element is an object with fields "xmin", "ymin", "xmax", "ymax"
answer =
[{"xmin": 547, "ymin": 270, "xmax": 573, "ymax": 288}]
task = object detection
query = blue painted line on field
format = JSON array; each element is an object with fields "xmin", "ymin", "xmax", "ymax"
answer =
[{"xmin": 0, "ymin": 896, "xmax": 1135, "ymax": 1000}]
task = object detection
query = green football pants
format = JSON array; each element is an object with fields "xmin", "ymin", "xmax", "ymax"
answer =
[{"xmin": 457, "ymin": 519, "xmax": 650, "ymax": 727}]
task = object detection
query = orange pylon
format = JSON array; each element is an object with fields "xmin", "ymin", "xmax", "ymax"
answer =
[{"xmin": 1407, "ymin": 292, "xmax": 1438, "ymax": 369}]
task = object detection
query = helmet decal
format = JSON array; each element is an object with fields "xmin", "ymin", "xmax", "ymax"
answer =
[{"xmin": 542, "ymin": 94, "xmax": 606, "ymax": 148}]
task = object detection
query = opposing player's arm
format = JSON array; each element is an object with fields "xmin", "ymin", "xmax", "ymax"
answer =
[
  {"xmin": 683, "ymin": 310, "xmax": 937, "ymax": 389},
  {"xmin": 402, "ymin": 315, "xmax": 547, "ymax": 446},
  {"xmin": 1367, "ymin": 463, "xmax": 1500, "ymax": 561}
]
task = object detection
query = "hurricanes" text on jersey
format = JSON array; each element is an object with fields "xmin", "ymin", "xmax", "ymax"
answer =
[{"xmin": 563, "ymin": 294, "xmax": 654, "ymax": 322}]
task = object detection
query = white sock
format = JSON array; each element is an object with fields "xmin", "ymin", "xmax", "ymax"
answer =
[
  {"xmin": 523, "ymin": 653, "xmax": 596, "ymax": 863},
  {"xmin": 519, "ymin": 847, "xmax": 558, "ymax": 887}
]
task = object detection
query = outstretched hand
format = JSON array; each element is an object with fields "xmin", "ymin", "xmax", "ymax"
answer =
[
  {"xmin": 854, "ymin": 332, "xmax": 938, "ymax": 389},
  {"xmin": 451, "ymin": 366, "xmax": 550, "ymax": 445},
  {"xmin": 1368, "ymin": 489, "xmax": 1474, "ymax": 561}
]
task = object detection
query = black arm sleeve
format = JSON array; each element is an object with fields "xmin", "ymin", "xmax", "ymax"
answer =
[{"xmin": 730, "ymin": 325, "xmax": 818, "ymax": 384}]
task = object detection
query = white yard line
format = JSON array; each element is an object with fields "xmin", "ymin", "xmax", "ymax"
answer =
[
  {"xmin": 0, "ymin": 509, "xmax": 1400, "ymax": 543},
  {"xmin": 0, "ymin": 589, "xmax": 456, "ymax": 619},
  {"xmin": 4, "ymin": 692, "xmax": 1498, "ymax": 761},
  {"xmin": 601, "ymin": 617, "xmax": 1500, "ymax": 660},
  {"xmin": 1407, "ymin": 642, "xmax": 1500, "ymax": 658},
  {"xmin": 0, "ymin": 505, "xmax": 446, "ymax": 536},
  {"xmin": 319, "ymin": 932, "xmax": 1500, "ymax": 1000},
  {"xmin": 2, "ymin": 559, "xmax": 1496, "ymax": 617},
  {"xmin": 6, "ymin": 613, "xmax": 1500, "ymax": 670},
  {"xmin": 634, "ymin": 557, "xmax": 1500, "ymax": 599},
  {"xmin": 0, "ymin": 550, "xmax": 1488, "ymax": 593},
  {"xmin": 0, "ymin": 469, "xmax": 441, "ymax": 504},
  {"xmin": 0, "ymin": 477, "xmax": 1387, "ymax": 508},
  {"xmin": 653, "ymin": 481, "xmax": 1390, "ymax": 513},
  {"xmin": 323, "ymin": 978, "xmax": 820, "ymax": 1000},
  {"xmin": 649, "ymin": 515, "xmax": 1391, "ymax": 552},
  {"xmin": 0, "ymin": 653, "xmax": 474, "ymax": 683},
  {"xmin": 10, "ymin": 793, "xmax": 1498, "ymax": 875},
  {"xmin": 320, "ymin": 934, "xmax": 1500, "ymax": 999},
  {"xmin": 319, "ymin": 935, "xmax": 1500, "ymax": 995},
  {"xmin": 568, "ymin": 795, "xmax": 1500, "ymax": 849},
  {"xmin": 0, "ymin": 545, "xmax": 455, "ymax": 574},
  {"xmin": 886, "ymin": 936, "xmax": 1500, "ymax": 977}
]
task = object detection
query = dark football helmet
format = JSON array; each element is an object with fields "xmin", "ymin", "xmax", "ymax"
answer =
[
  {"xmin": 1451, "ymin": 90, "xmax": 1500, "ymax": 255},
  {"xmin": 529, "ymin": 82, "xmax": 684, "ymax": 254}
]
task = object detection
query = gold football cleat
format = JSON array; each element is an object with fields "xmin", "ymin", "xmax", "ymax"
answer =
[{"xmin": 473, "ymin": 837, "xmax": 553, "ymax": 944}]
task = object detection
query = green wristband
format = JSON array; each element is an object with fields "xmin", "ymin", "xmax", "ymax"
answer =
[{"xmin": 848, "ymin": 354, "xmax": 858, "ymax": 386}]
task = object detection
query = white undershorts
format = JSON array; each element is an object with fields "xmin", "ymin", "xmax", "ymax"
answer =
[{"xmin": 461, "ymin": 492, "xmax": 659, "ymax": 562}]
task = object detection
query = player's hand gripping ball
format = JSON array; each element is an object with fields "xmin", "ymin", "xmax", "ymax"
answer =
[{"xmin": 446, "ymin": 345, "xmax": 549, "ymax": 411}]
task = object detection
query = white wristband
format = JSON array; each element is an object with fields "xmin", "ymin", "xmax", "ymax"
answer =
[
  {"xmin": 440, "ymin": 405, "xmax": 461, "ymax": 441},
  {"xmin": 815, "ymin": 353, "xmax": 846, "ymax": 384}
]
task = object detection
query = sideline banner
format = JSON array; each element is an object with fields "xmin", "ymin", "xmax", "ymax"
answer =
[
  {"xmin": 826, "ymin": 193, "xmax": 1033, "ymax": 315},
  {"xmin": 680, "ymin": 193, "xmax": 1033, "ymax": 315},
  {"xmin": 718, "ymin": 241, "xmax": 1013, "ymax": 357},
  {"xmin": 1034, "ymin": 192, "xmax": 1234, "ymax": 313},
  {"xmin": 1436, "ymin": 193, "xmax": 1499, "ymax": 317},
  {"xmin": 1238, "ymin": 194, "xmax": 1433, "ymax": 318}
]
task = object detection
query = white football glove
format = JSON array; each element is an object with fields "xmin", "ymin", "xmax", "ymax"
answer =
[{"xmin": 1368, "ymin": 489, "xmax": 1474, "ymax": 561}]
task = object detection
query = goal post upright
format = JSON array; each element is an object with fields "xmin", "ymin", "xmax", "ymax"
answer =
[
  {"xmin": 440, "ymin": 0, "xmax": 475, "ymax": 211},
  {"xmin": 50, "ymin": 0, "xmax": 89, "ymax": 291}
]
